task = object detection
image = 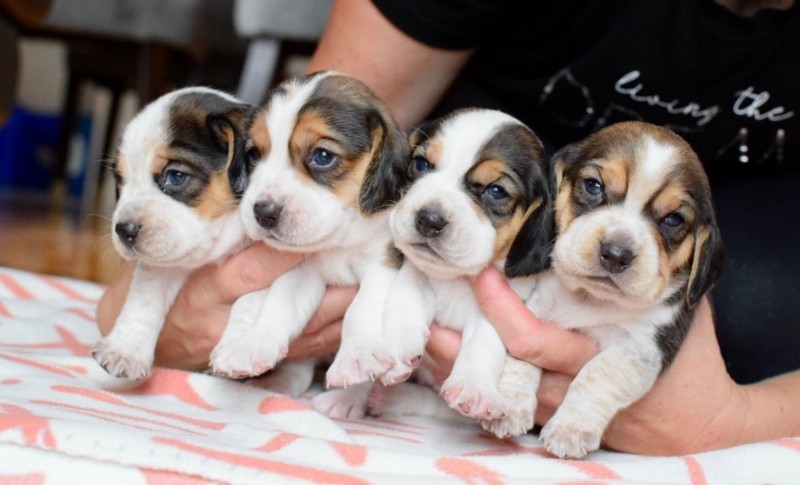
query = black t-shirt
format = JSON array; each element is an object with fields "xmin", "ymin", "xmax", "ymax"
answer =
[{"xmin": 374, "ymin": 0, "xmax": 800, "ymax": 384}]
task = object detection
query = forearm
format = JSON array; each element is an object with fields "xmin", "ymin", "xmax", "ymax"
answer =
[
  {"xmin": 306, "ymin": 0, "xmax": 473, "ymax": 130},
  {"xmin": 742, "ymin": 370, "xmax": 800, "ymax": 441}
]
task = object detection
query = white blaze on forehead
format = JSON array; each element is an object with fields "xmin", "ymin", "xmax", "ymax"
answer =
[
  {"xmin": 434, "ymin": 110, "xmax": 520, "ymax": 177},
  {"xmin": 262, "ymin": 73, "xmax": 334, "ymax": 168},
  {"xmin": 626, "ymin": 135, "xmax": 677, "ymax": 209}
]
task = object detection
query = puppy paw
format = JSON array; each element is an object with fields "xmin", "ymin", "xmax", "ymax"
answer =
[
  {"xmin": 92, "ymin": 336, "xmax": 153, "ymax": 380},
  {"xmin": 480, "ymin": 404, "xmax": 534, "ymax": 439},
  {"xmin": 380, "ymin": 316, "xmax": 429, "ymax": 386},
  {"xmin": 481, "ymin": 358, "xmax": 539, "ymax": 438},
  {"xmin": 326, "ymin": 346, "xmax": 393, "ymax": 388},
  {"xmin": 540, "ymin": 412, "xmax": 603, "ymax": 459},
  {"xmin": 210, "ymin": 339, "xmax": 287, "ymax": 379},
  {"xmin": 311, "ymin": 385, "xmax": 370, "ymax": 419},
  {"xmin": 440, "ymin": 377, "xmax": 505, "ymax": 420}
]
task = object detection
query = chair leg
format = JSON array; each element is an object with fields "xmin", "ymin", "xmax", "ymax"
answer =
[{"xmin": 236, "ymin": 38, "xmax": 281, "ymax": 105}]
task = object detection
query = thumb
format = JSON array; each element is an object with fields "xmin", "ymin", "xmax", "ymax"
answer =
[
  {"xmin": 473, "ymin": 266, "xmax": 598, "ymax": 375},
  {"xmin": 214, "ymin": 243, "xmax": 304, "ymax": 302}
]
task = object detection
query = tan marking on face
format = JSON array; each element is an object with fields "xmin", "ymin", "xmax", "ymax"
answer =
[
  {"xmin": 667, "ymin": 233, "xmax": 695, "ymax": 276},
  {"xmin": 493, "ymin": 198, "xmax": 542, "ymax": 260},
  {"xmin": 195, "ymin": 172, "xmax": 236, "ymax": 219},
  {"xmin": 289, "ymin": 111, "xmax": 328, "ymax": 186},
  {"xmin": 150, "ymin": 152, "xmax": 170, "ymax": 177},
  {"xmin": 249, "ymin": 113, "xmax": 271, "ymax": 157},
  {"xmin": 331, "ymin": 118, "xmax": 385, "ymax": 208},
  {"xmin": 652, "ymin": 183, "xmax": 688, "ymax": 218},
  {"xmin": 555, "ymin": 179, "xmax": 575, "ymax": 235},
  {"xmin": 425, "ymin": 139, "xmax": 443, "ymax": 167},
  {"xmin": 601, "ymin": 157, "xmax": 628, "ymax": 199},
  {"xmin": 471, "ymin": 159, "xmax": 505, "ymax": 187}
]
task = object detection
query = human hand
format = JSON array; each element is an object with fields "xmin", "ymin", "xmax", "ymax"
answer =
[
  {"xmin": 426, "ymin": 266, "xmax": 753, "ymax": 455},
  {"xmin": 96, "ymin": 244, "xmax": 355, "ymax": 371}
]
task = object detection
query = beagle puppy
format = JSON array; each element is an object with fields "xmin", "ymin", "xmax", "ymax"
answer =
[
  {"xmin": 526, "ymin": 121, "xmax": 724, "ymax": 458},
  {"xmin": 208, "ymin": 72, "xmax": 410, "ymax": 399},
  {"xmin": 371, "ymin": 108, "xmax": 553, "ymax": 432},
  {"xmin": 92, "ymin": 87, "xmax": 256, "ymax": 380}
]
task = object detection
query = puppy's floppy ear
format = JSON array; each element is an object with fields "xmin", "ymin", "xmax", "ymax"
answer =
[
  {"xmin": 359, "ymin": 109, "xmax": 412, "ymax": 214},
  {"xmin": 550, "ymin": 142, "xmax": 583, "ymax": 189},
  {"xmin": 504, "ymin": 189, "xmax": 555, "ymax": 278},
  {"xmin": 687, "ymin": 215, "xmax": 724, "ymax": 306},
  {"xmin": 207, "ymin": 104, "xmax": 256, "ymax": 198}
]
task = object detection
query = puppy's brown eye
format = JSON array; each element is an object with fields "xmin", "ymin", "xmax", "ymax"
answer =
[
  {"xmin": 662, "ymin": 212, "xmax": 686, "ymax": 228},
  {"xmin": 583, "ymin": 178, "xmax": 604, "ymax": 197}
]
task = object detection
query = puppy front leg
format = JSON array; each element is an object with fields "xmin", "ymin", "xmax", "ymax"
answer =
[
  {"xmin": 481, "ymin": 355, "xmax": 541, "ymax": 438},
  {"xmin": 326, "ymin": 262, "xmax": 398, "ymax": 388},
  {"xmin": 379, "ymin": 263, "xmax": 436, "ymax": 386},
  {"xmin": 441, "ymin": 319, "xmax": 507, "ymax": 420},
  {"xmin": 92, "ymin": 264, "xmax": 187, "ymax": 380},
  {"xmin": 540, "ymin": 338, "xmax": 662, "ymax": 459},
  {"xmin": 210, "ymin": 287, "xmax": 270, "ymax": 377},
  {"xmin": 210, "ymin": 263, "xmax": 326, "ymax": 378}
]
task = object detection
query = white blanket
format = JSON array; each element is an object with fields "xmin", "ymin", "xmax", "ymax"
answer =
[{"xmin": 0, "ymin": 266, "xmax": 798, "ymax": 484}]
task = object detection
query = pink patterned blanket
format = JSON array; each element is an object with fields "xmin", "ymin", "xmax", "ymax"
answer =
[{"xmin": 0, "ymin": 266, "xmax": 797, "ymax": 484}]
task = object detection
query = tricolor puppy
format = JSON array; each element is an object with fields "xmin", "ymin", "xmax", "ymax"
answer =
[
  {"xmin": 526, "ymin": 121, "xmax": 724, "ymax": 458},
  {"xmin": 92, "ymin": 87, "xmax": 257, "ymax": 380},
  {"xmin": 374, "ymin": 108, "xmax": 553, "ymax": 431},
  {"xmin": 209, "ymin": 72, "xmax": 410, "ymax": 397}
]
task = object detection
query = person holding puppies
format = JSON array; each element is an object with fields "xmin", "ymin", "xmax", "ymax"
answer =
[{"xmin": 98, "ymin": 0, "xmax": 800, "ymax": 455}]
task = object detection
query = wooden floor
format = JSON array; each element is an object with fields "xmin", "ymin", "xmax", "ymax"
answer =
[{"xmin": 0, "ymin": 190, "xmax": 120, "ymax": 283}]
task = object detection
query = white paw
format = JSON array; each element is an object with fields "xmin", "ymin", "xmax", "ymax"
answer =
[
  {"xmin": 92, "ymin": 335, "xmax": 153, "ymax": 380},
  {"xmin": 480, "ymin": 403, "xmax": 535, "ymax": 439},
  {"xmin": 326, "ymin": 344, "xmax": 393, "ymax": 388},
  {"xmin": 481, "ymin": 358, "xmax": 539, "ymax": 438},
  {"xmin": 540, "ymin": 411, "xmax": 603, "ymax": 459},
  {"xmin": 380, "ymin": 314, "xmax": 430, "ymax": 386},
  {"xmin": 311, "ymin": 385, "xmax": 370, "ymax": 419},
  {"xmin": 440, "ymin": 375, "xmax": 505, "ymax": 420},
  {"xmin": 210, "ymin": 337, "xmax": 287, "ymax": 379}
]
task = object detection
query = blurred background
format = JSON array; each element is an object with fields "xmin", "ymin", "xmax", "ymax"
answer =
[{"xmin": 0, "ymin": 0, "xmax": 331, "ymax": 283}]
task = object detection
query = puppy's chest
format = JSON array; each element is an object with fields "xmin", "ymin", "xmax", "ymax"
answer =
[
  {"xmin": 311, "ymin": 243, "xmax": 386, "ymax": 285},
  {"xmin": 431, "ymin": 276, "xmax": 534, "ymax": 331},
  {"xmin": 431, "ymin": 279, "xmax": 478, "ymax": 331},
  {"xmin": 528, "ymin": 274, "xmax": 675, "ymax": 347}
]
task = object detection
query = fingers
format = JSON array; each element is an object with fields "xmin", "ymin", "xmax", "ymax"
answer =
[
  {"xmin": 286, "ymin": 320, "xmax": 343, "ymax": 361},
  {"xmin": 473, "ymin": 267, "xmax": 598, "ymax": 375},
  {"xmin": 534, "ymin": 371, "xmax": 572, "ymax": 425},
  {"xmin": 305, "ymin": 286, "xmax": 359, "ymax": 333},
  {"xmin": 420, "ymin": 323, "xmax": 461, "ymax": 386},
  {"xmin": 214, "ymin": 244, "xmax": 304, "ymax": 303}
]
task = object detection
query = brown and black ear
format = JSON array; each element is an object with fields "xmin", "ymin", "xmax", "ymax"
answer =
[
  {"xmin": 550, "ymin": 142, "xmax": 585, "ymax": 188},
  {"xmin": 358, "ymin": 109, "xmax": 412, "ymax": 214},
  {"xmin": 504, "ymin": 183, "xmax": 556, "ymax": 278},
  {"xmin": 687, "ymin": 212, "xmax": 724, "ymax": 306},
  {"xmin": 207, "ymin": 104, "xmax": 257, "ymax": 198}
]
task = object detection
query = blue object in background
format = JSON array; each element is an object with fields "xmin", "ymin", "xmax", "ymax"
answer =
[
  {"xmin": 0, "ymin": 105, "xmax": 61, "ymax": 191},
  {"xmin": 0, "ymin": 105, "xmax": 91, "ymax": 196}
]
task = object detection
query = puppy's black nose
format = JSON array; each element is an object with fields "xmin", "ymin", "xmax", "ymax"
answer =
[
  {"xmin": 415, "ymin": 209, "xmax": 448, "ymax": 238},
  {"xmin": 253, "ymin": 201, "xmax": 283, "ymax": 229},
  {"xmin": 599, "ymin": 243, "xmax": 634, "ymax": 273},
  {"xmin": 115, "ymin": 222, "xmax": 141, "ymax": 247}
]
